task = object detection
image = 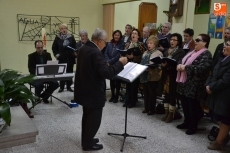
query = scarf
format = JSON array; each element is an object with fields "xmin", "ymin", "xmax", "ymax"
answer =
[
  {"xmin": 140, "ymin": 49, "xmax": 156, "ymax": 83},
  {"xmin": 176, "ymin": 48, "xmax": 207, "ymax": 83},
  {"xmin": 59, "ymin": 33, "xmax": 71, "ymax": 47}
]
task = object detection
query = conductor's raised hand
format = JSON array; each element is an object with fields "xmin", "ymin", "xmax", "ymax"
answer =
[{"xmin": 119, "ymin": 57, "xmax": 128, "ymax": 66}]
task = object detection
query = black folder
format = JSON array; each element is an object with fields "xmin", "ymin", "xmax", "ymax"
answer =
[
  {"xmin": 159, "ymin": 37, "xmax": 170, "ymax": 49},
  {"xmin": 183, "ymin": 48, "xmax": 190, "ymax": 54},
  {"xmin": 149, "ymin": 56, "xmax": 177, "ymax": 65},
  {"xmin": 117, "ymin": 47, "xmax": 142, "ymax": 56}
]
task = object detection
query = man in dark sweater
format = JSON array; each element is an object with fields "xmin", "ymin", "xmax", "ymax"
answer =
[
  {"xmin": 74, "ymin": 28, "xmax": 127, "ymax": 151},
  {"xmin": 28, "ymin": 40, "xmax": 59, "ymax": 103},
  {"xmin": 212, "ymin": 27, "xmax": 230, "ymax": 69}
]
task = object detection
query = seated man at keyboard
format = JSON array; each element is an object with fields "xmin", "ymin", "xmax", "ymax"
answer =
[{"xmin": 28, "ymin": 40, "xmax": 59, "ymax": 103}]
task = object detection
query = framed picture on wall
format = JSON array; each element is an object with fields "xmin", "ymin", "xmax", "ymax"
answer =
[{"xmin": 195, "ymin": 0, "xmax": 211, "ymax": 14}]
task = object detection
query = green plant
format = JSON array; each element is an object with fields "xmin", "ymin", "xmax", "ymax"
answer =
[
  {"xmin": 0, "ymin": 69, "xmax": 37, "ymax": 126},
  {"xmin": 157, "ymin": 23, "xmax": 163, "ymax": 34}
]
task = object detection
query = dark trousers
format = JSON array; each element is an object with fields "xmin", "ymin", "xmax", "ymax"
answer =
[
  {"xmin": 143, "ymin": 81, "xmax": 158, "ymax": 112},
  {"xmin": 180, "ymin": 95, "xmax": 204, "ymax": 129},
  {"xmin": 163, "ymin": 75, "xmax": 177, "ymax": 106},
  {"xmin": 60, "ymin": 63, "xmax": 74, "ymax": 89},
  {"xmin": 110, "ymin": 79, "xmax": 121, "ymax": 98},
  {"xmin": 34, "ymin": 81, "xmax": 59, "ymax": 100},
  {"xmin": 82, "ymin": 106, "xmax": 103, "ymax": 147},
  {"xmin": 125, "ymin": 78, "xmax": 139, "ymax": 106}
]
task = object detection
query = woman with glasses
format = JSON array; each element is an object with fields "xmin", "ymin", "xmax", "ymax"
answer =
[
  {"xmin": 176, "ymin": 34, "xmax": 212, "ymax": 135},
  {"xmin": 205, "ymin": 40, "xmax": 230, "ymax": 150},
  {"xmin": 104, "ymin": 30, "xmax": 124, "ymax": 103},
  {"xmin": 160, "ymin": 33, "xmax": 185, "ymax": 122},
  {"xmin": 123, "ymin": 29, "xmax": 145, "ymax": 108},
  {"xmin": 52, "ymin": 23, "xmax": 77, "ymax": 92}
]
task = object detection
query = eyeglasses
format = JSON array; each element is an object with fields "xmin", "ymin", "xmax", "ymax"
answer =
[
  {"xmin": 100, "ymin": 39, "xmax": 106, "ymax": 44},
  {"xmin": 195, "ymin": 38, "xmax": 203, "ymax": 42},
  {"xmin": 170, "ymin": 39, "xmax": 178, "ymax": 41}
]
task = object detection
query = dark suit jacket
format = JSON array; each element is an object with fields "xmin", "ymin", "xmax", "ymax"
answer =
[
  {"xmin": 76, "ymin": 39, "xmax": 90, "ymax": 52},
  {"xmin": 74, "ymin": 41, "xmax": 124, "ymax": 108},
  {"xmin": 182, "ymin": 39, "xmax": 195, "ymax": 51},
  {"xmin": 121, "ymin": 35, "xmax": 131, "ymax": 43},
  {"xmin": 206, "ymin": 56, "xmax": 230, "ymax": 117},
  {"xmin": 212, "ymin": 43, "xmax": 224, "ymax": 70},
  {"xmin": 139, "ymin": 37, "xmax": 148, "ymax": 50},
  {"xmin": 52, "ymin": 34, "xmax": 76, "ymax": 65},
  {"xmin": 28, "ymin": 51, "xmax": 52, "ymax": 75}
]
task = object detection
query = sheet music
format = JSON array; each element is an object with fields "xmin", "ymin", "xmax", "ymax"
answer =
[
  {"xmin": 58, "ymin": 66, "xmax": 65, "ymax": 73},
  {"xmin": 116, "ymin": 62, "xmax": 147, "ymax": 82},
  {"xmin": 47, "ymin": 60, "xmax": 58, "ymax": 65},
  {"xmin": 117, "ymin": 62, "xmax": 137, "ymax": 77},
  {"xmin": 38, "ymin": 67, "xmax": 44, "ymax": 74}
]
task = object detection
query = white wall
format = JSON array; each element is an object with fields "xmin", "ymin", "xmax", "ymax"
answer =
[
  {"xmin": 114, "ymin": 0, "xmax": 169, "ymax": 34},
  {"xmin": 0, "ymin": 0, "xmax": 103, "ymax": 73}
]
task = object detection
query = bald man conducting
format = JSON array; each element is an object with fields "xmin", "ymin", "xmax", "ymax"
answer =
[{"xmin": 74, "ymin": 28, "xmax": 127, "ymax": 151}]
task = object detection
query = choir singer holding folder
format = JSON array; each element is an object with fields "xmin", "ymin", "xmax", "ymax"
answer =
[
  {"xmin": 74, "ymin": 28, "xmax": 127, "ymax": 151},
  {"xmin": 159, "ymin": 33, "xmax": 185, "ymax": 123},
  {"xmin": 122, "ymin": 29, "xmax": 145, "ymax": 108},
  {"xmin": 52, "ymin": 23, "xmax": 77, "ymax": 93},
  {"xmin": 140, "ymin": 36, "xmax": 163, "ymax": 115}
]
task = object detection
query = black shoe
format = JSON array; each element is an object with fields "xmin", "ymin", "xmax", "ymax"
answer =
[
  {"xmin": 83, "ymin": 144, "xmax": 103, "ymax": 151},
  {"xmin": 113, "ymin": 98, "xmax": 118, "ymax": 103},
  {"xmin": 186, "ymin": 128, "xmax": 197, "ymax": 135},
  {"xmin": 147, "ymin": 111, "xmax": 154, "ymax": 115},
  {"xmin": 109, "ymin": 96, "xmax": 114, "ymax": 102},
  {"xmin": 176, "ymin": 123, "xmax": 189, "ymax": 129},
  {"xmin": 128, "ymin": 104, "xmax": 134, "ymax": 108},
  {"xmin": 123, "ymin": 103, "xmax": 127, "ymax": 107},
  {"xmin": 58, "ymin": 89, "xmax": 64, "ymax": 93},
  {"xmin": 67, "ymin": 88, "xmax": 74, "ymax": 92},
  {"xmin": 43, "ymin": 99, "xmax": 49, "ymax": 104},
  {"xmin": 93, "ymin": 138, "xmax": 99, "ymax": 144}
]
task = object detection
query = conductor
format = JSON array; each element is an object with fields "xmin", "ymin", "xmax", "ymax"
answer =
[{"xmin": 74, "ymin": 28, "xmax": 127, "ymax": 151}]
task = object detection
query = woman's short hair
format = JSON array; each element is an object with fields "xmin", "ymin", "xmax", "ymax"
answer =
[
  {"xmin": 79, "ymin": 30, "xmax": 88, "ymax": 37},
  {"xmin": 170, "ymin": 33, "xmax": 183, "ymax": 48},
  {"xmin": 91, "ymin": 28, "xmax": 107, "ymax": 41},
  {"xmin": 112, "ymin": 30, "xmax": 122, "ymax": 41},
  {"xmin": 147, "ymin": 35, "xmax": 159, "ymax": 46},
  {"xmin": 132, "ymin": 29, "xmax": 141, "ymax": 38},
  {"xmin": 59, "ymin": 23, "xmax": 68, "ymax": 29},
  {"xmin": 199, "ymin": 34, "xmax": 210, "ymax": 48}
]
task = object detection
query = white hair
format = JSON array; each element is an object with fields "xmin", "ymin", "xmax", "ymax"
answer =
[
  {"xmin": 143, "ymin": 26, "xmax": 150, "ymax": 32},
  {"xmin": 59, "ymin": 23, "xmax": 68, "ymax": 29},
  {"xmin": 163, "ymin": 22, "xmax": 172, "ymax": 30},
  {"xmin": 91, "ymin": 28, "xmax": 107, "ymax": 41},
  {"xmin": 79, "ymin": 29, "xmax": 88, "ymax": 36}
]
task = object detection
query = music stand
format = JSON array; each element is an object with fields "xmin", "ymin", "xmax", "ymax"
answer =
[{"xmin": 108, "ymin": 63, "xmax": 147, "ymax": 152}]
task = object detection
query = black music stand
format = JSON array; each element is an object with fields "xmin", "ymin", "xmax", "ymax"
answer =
[
  {"xmin": 108, "ymin": 104, "xmax": 146, "ymax": 152},
  {"xmin": 108, "ymin": 63, "xmax": 147, "ymax": 152}
]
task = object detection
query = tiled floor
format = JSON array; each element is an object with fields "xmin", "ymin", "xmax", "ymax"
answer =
[{"xmin": 0, "ymin": 89, "xmax": 229, "ymax": 153}]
